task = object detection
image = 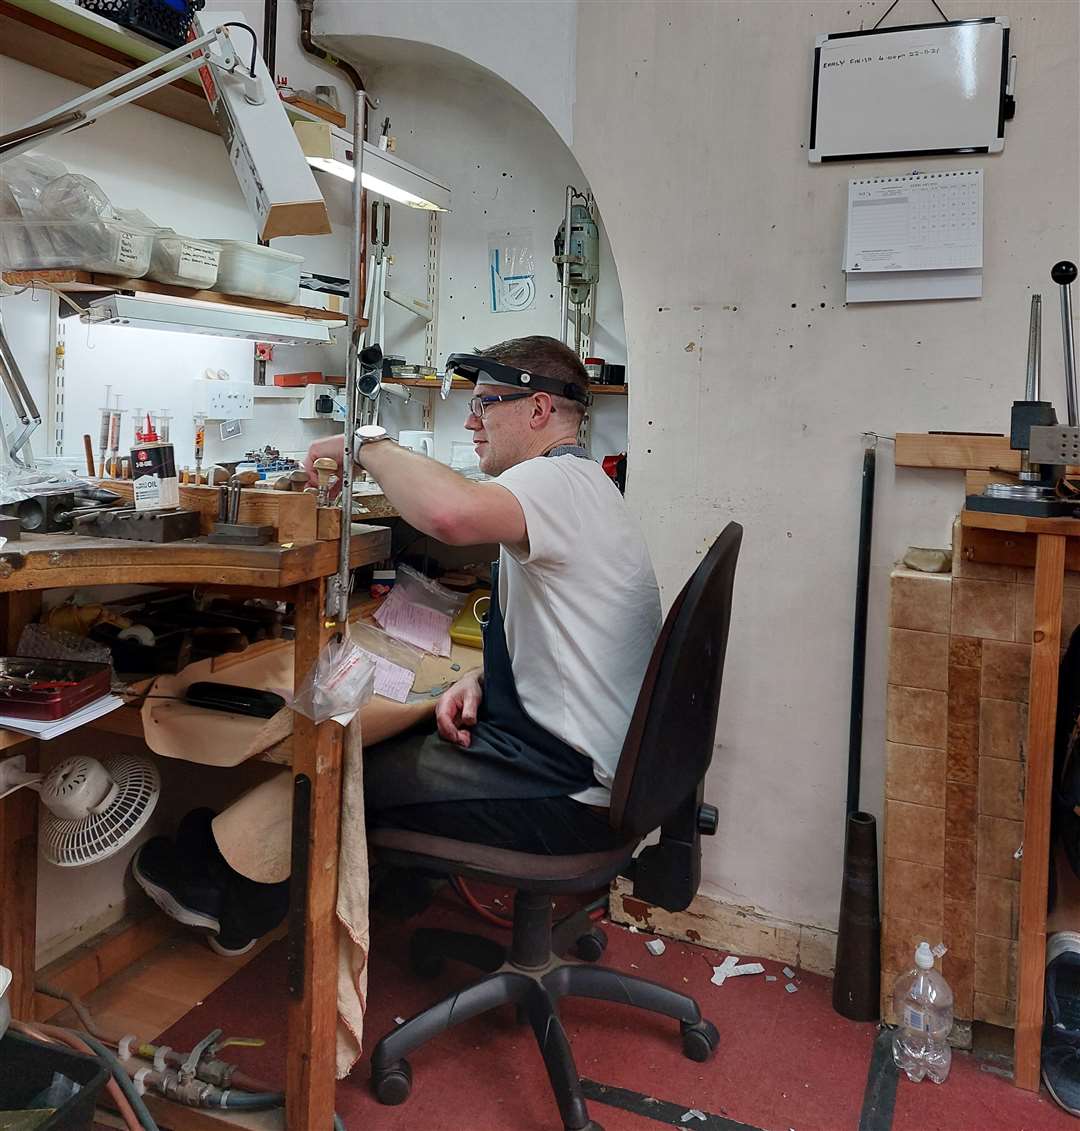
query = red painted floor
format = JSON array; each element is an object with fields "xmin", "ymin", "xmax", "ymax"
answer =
[{"xmin": 146, "ymin": 887, "xmax": 1075, "ymax": 1131}]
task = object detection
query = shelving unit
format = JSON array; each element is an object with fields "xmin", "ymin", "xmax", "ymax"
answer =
[
  {"xmin": 2, "ymin": 269, "xmax": 353, "ymax": 326},
  {"xmin": 393, "ymin": 376, "xmax": 627, "ymax": 396}
]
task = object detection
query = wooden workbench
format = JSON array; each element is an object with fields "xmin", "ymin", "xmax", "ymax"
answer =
[
  {"xmin": 959, "ymin": 509, "xmax": 1078, "ymax": 1090},
  {"xmin": 0, "ymin": 524, "xmax": 390, "ymax": 1131}
]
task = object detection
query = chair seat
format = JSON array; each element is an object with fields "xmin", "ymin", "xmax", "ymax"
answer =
[{"xmin": 368, "ymin": 827, "xmax": 640, "ymax": 894}]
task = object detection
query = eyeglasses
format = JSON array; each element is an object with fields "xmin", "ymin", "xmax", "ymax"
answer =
[{"xmin": 467, "ymin": 392, "xmax": 533, "ymax": 419}]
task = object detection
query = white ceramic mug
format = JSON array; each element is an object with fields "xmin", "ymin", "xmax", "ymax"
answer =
[{"xmin": 398, "ymin": 430, "xmax": 434, "ymax": 458}]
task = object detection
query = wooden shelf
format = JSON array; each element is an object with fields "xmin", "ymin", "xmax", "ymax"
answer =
[
  {"xmin": 0, "ymin": 0, "xmax": 216, "ymax": 132},
  {"xmin": 2, "ymin": 270, "xmax": 355, "ymax": 325},
  {"xmin": 394, "ymin": 377, "xmax": 627, "ymax": 396}
]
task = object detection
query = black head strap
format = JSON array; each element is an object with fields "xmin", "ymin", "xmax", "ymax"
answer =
[{"xmin": 445, "ymin": 353, "xmax": 591, "ymax": 407}]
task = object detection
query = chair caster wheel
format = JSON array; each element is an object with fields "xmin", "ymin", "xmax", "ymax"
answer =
[
  {"xmin": 372, "ymin": 1058, "xmax": 412, "ymax": 1105},
  {"xmin": 409, "ymin": 936, "xmax": 444, "ymax": 979},
  {"xmin": 575, "ymin": 925, "xmax": 608, "ymax": 962},
  {"xmin": 681, "ymin": 1018, "xmax": 720, "ymax": 1062}
]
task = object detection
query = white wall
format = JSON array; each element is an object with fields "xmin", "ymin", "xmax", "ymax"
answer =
[
  {"xmin": 572, "ymin": 0, "xmax": 1080, "ymax": 934},
  {"xmin": 315, "ymin": 1, "xmax": 579, "ymax": 145},
  {"xmin": 347, "ymin": 54, "xmax": 626, "ymax": 461}
]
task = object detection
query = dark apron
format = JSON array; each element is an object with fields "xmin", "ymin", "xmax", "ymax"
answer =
[{"xmin": 364, "ymin": 445, "xmax": 599, "ymax": 812}]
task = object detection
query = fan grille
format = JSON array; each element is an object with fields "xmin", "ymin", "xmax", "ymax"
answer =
[{"xmin": 41, "ymin": 754, "xmax": 160, "ymax": 867}]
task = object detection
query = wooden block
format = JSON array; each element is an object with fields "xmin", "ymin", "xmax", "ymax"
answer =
[
  {"xmin": 896, "ymin": 433, "xmax": 1015, "ymax": 471},
  {"xmin": 100, "ymin": 481, "xmax": 317, "ymax": 542},
  {"xmin": 282, "ymin": 93, "xmax": 347, "ymax": 127}
]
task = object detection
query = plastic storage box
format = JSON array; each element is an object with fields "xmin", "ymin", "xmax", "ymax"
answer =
[
  {"xmin": 0, "ymin": 1030, "xmax": 108, "ymax": 1131},
  {"xmin": 77, "ymin": 0, "xmax": 205, "ymax": 49},
  {"xmin": 209, "ymin": 241, "xmax": 303, "ymax": 303},
  {"xmin": 0, "ymin": 218, "xmax": 152, "ymax": 277},
  {"xmin": 147, "ymin": 232, "xmax": 220, "ymax": 288}
]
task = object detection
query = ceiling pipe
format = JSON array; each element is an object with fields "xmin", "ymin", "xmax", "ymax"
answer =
[{"xmin": 295, "ymin": 0, "xmax": 370, "ymax": 310}]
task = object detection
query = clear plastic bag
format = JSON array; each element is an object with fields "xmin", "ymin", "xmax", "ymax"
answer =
[
  {"xmin": 290, "ymin": 635, "xmax": 375, "ymax": 724},
  {"xmin": 39, "ymin": 173, "xmax": 118, "ymax": 220},
  {"xmin": 0, "ymin": 152, "xmax": 69, "ymax": 218},
  {"xmin": 393, "ymin": 563, "xmax": 466, "ymax": 617}
]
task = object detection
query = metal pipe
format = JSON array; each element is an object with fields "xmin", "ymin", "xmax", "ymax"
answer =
[
  {"xmin": 847, "ymin": 443, "xmax": 876, "ymax": 816},
  {"xmin": 329, "ymin": 85, "xmax": 365, "ymax": 625},
  {"xmin": 558, "ymin": 185, "xmax": 574, "ymax": 346},
  {"xmin": 262, "ymin": 0, "xmax": 278, "ymax": 78},
  {"xmin": 1026, "ymin": 294, "xmax": 1042, "ymax": 402},
  {"xmin": 1054, "ymin": 261, "xmax": 1079, "ymax": 428}
]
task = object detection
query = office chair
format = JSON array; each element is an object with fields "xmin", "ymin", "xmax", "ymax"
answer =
[{"xmin": 368, "ymin": 522, "xmax": 743, "ymax": 1131}]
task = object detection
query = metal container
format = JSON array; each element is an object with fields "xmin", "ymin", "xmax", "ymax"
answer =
[{"xmin": 0, "ymin": 658, "xmax": 111, "ymax": 720}]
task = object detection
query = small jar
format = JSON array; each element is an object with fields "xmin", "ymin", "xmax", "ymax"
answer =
[{"xmin": 583, "ymin": 356, "xmax": 605, "ymax": 384}]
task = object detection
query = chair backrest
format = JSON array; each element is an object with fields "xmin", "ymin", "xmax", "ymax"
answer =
[{"xmin": 609, "ymin": 522, "xmax": 742, "ymax": 840}]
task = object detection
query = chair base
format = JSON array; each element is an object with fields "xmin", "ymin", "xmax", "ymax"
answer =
[{"xmin": 370, "ymin": 893, "xmax": 719, "ymax": 1131}]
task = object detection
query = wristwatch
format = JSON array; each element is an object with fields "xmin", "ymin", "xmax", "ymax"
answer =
[{"xmin": 352, "ymin": 424, "xmax": 391, "ymax": 461}]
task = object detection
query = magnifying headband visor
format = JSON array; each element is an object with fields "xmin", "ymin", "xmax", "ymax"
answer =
[{"xmin": 445, "ymin": 353, "xmax": 592, "ymax": 407}]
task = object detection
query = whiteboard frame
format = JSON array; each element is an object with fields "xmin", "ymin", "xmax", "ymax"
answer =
[{"xmin": 809, "ymin": 18, "xmax": 1011, "ymax": 164}]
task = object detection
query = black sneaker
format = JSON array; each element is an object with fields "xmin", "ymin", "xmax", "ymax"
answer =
[
  {"xmin": 1043, "ymin": 932, "xmax": 1080, "ymax": 1115},
  {"xmin": 212, "ymin": 869, "xmax": 290, "ymax": 957},
  {"xmin": 132, "ymin": 835, "xmax": 222, "ymax": 934}
]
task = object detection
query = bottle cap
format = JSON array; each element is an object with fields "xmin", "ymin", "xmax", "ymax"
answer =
[{"xmin": 915, "ymin": 940, "xmax": 934, "ymax": 969}]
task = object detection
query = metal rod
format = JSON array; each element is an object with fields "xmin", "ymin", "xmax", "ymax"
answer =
[
  {"xmin": 329, "ymin": 86, "xmax": 366, "ymax": 625},
  {"xmin": 1055, "ymin": 262, "xmax": 1079, "ymax": 429},
  {"xmin": 1026, "ymin": 294, "xmax": 1042, "ymax": 402},
  {"xmin": 846, "ymin": 444, "xmax": 876, "ymax": 816},
  {"xmin": 558, "ymin": 185, "xmax": 573, "ymax": 346}
]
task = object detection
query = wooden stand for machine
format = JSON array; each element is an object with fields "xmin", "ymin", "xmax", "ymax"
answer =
[
  {"xmin": 901, "ymin": 433, "xmax": 1080, "ymax": 1089},
  {"xmin": 0, "ymin": 525, "xmax": 390, "ymax": 1130}
]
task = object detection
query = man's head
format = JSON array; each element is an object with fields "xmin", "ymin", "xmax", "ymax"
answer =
[{"xmin": 462, "ymin": 336, "xmax": 589, "ymax": 476}]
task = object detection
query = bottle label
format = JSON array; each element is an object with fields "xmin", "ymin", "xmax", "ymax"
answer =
[{"xmin": 903, "ymin": 1004, "xmax": 929, "ymax": 1032}]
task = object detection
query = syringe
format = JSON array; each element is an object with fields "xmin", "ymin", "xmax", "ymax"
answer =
[
  {"xmin": 193, "ymin": 413, "xmax": 207, "ymax": 485},
  {"xmin": 154, "ymin": 409, "xmax": 172, "ymax": 443},
  {"xmin": 97, "ymin": 383, "xmax": 113, "ymax": 477},
  {"xmin": 107, "ymin": 397, "xmax": 123, "ymax": 478}
]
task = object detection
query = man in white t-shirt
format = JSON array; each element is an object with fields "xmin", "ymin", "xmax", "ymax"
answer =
[{"xmin": 133, "ymin": 337, "xmax": 661, "ymax": 953}]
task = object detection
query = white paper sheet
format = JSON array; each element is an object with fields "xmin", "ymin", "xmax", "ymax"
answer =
[
  {"xmin": 0, "ymin": 694, "xmax": 123, "ymax": 741},
  {"xmin": 356, "ymin": 647, "xmax": 416, "ymax": 704}
]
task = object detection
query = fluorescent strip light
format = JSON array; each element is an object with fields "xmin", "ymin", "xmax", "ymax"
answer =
[
  {"xmin": 294, "ymin": 122, "xmax": 451, "ymax": 211},
  {"xmin": 85, "ymin": 295, "xmax": 333, "ymax": 346}
]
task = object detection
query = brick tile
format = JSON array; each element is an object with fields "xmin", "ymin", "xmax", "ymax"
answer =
[
  {"xmin": 951, "ymin": 579, "xmax": 1015, "ymax": 642},
  {"xmin": 885, "ymin": 743, "xmax": 946, "ymax": 808},
  {"xmin": 888, "ymin": 685, "xmax": 948, "ymax": 749},
  {"xmin": 892, "ymin": 572, "xmax": 952, "ymax": 633}
]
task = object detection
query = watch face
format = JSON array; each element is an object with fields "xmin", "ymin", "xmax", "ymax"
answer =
[{"xmin": 357, "ymin": 425, "xmax": 387, "ymax": 440}]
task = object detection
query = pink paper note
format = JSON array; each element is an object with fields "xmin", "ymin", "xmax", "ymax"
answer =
[
  {"xmin": 357, "ymin": 648, "xmax": 415, "ymax": 703},
  {"xmin": 374, "ymin": 590, "xmax": 452, "ymax": 656}
]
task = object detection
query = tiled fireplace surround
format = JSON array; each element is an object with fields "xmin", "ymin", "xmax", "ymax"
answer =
[{"xmin": 883, "ymin": 523, "xmax": 1080, "ymax": 1027}]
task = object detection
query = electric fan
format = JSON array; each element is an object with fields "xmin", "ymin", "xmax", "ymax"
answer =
[{"xmin": 0, "ymin": 753, "xmax": 160, "ymax": 866}]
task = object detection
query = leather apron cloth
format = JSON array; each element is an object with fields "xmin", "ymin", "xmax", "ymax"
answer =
[{"xmin": 364, "ymin": 445, "xmax": 599, "ymax": 813}]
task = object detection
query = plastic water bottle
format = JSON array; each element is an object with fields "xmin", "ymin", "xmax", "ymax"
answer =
[{"xmin": 891, "ymin": 941, "xmax": 954, "ymax": 1083}]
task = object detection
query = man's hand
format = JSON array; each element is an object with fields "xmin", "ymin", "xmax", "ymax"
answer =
[
  {"xmin": 304, "ymin": 435, "xmax": 346, "ymax": 488},
  {"xmin": 435, "ymin": 668, "xmax": 483, "ymax": 748}
]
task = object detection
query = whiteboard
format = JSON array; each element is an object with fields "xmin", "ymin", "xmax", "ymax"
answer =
[{"xmin": 809, "ymin": 19, "xmax": 1010, "ymax": 164}]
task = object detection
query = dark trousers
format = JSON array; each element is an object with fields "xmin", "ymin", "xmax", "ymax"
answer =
[{"xmin": 363, "ymin": 725, "xmax": 620, "ymax": 854}]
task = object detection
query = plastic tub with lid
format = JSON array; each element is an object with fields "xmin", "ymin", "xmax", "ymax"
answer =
[
  {"xmin": 210, "ymin": 240, "xmax": 303, "ymax": 302},
  {"xmin": 0, "ymin": 218, "xmax": 152, "ymax": 277},
  {"xmin": 147, "ymin": 231, "xmax": 221, "ymax": 288}
]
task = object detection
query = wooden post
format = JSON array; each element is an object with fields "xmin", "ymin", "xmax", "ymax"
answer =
[
  {"xmin": 286, "ymin": 579, "xmax": 342, "ymax": 1130},
  {"xmin": 0, "ymin": 590, "xmax": 42, "ymax": 1019},
  {"xmin": 1015, "ymin": 533, "xmax": 1066, "ymax": 1090}
]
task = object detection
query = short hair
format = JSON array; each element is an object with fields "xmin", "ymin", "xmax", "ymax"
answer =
[{"xmin": 479, "ymin": 335, "xmax": 589, "ymax": 417}]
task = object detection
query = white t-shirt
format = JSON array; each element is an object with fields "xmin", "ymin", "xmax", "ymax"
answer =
[{"xmin": 493, "ymin": 454, "xmax": 662, "ymax": 806}]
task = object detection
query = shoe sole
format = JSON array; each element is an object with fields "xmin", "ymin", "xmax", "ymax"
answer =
[
  {"xmin": 1043, "ymin": 1067, "xmax": 1080, "ymax": 1116},
  {"xmin": 133, "ymin": 850, "xmax": 220, "ymax": 934},
  {"xmin": 208, "ymin": 935, "xmax": 257, "ymax": 958}
]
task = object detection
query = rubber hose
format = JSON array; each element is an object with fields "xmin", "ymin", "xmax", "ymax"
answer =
[
  {"xmin": 220, "ymin": 1090, "xmax": 285, "ymax": 1109},
  {"xmin": 10, "ymin": 1021, "xmax": 143, "ymax": 1131},
  {"xmin": 334, "ymin": 1114, "xmax": 346, "ymax": 1130},
  {"xmin": 55, "ymin": 1026, "xmax": 161, "ymax": 1131}
]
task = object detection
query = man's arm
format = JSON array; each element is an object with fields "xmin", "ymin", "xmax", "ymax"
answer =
[{"xmin": 304, "ymin": 435, "xmax": 525, "ymax": 547}]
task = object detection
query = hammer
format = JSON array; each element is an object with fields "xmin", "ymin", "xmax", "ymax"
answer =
[{"xmin": 313, "ymin": 457, "xmax": 338, "ymax": 506}]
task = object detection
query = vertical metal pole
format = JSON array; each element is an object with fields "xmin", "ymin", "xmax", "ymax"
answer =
[
  {"xmin": 1055, "ymin": 262, "xmax": 1079, "ymax": 428},
  {"xmin": 846, "ymin": 443, "xmax": 876, "ymax": 816},
  {"xmin": 1025, "ymin": 294, "xmax": 1042, "ymax": 402},
  {"xmin": 329, "ymin": 87, "xmax": 365, "ymax": 625},
  {"xmin": 558, "ymin": 185, "xmax": 573, "ymax": 345}
]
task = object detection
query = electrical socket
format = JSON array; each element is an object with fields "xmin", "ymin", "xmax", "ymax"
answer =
[{"xmin": 191, "ymin": 379, "xmax": 255, "ymax": 420}]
